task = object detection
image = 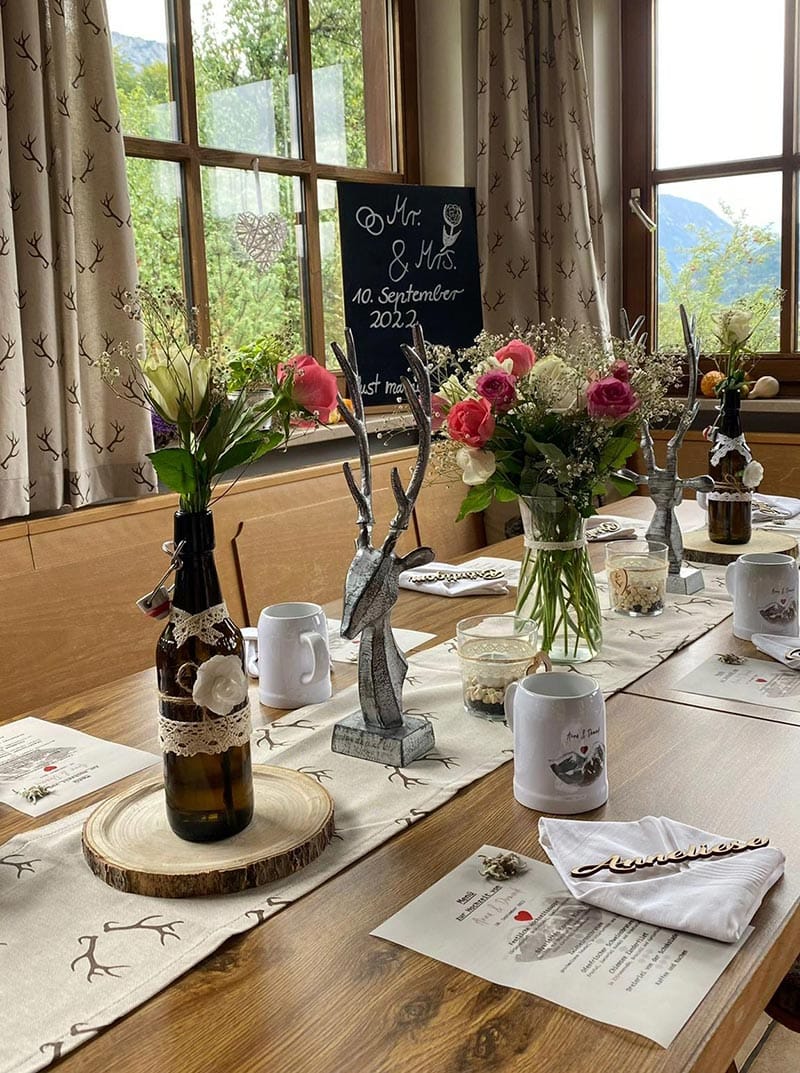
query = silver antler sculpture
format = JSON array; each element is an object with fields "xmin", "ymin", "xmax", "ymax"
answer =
[
  {"xmin": 619, "ymin": 306, "xmax": 713, "ymax": 594},
  {"xmin": 330, "ymin": 326, "xmax": 437, "ymax": 766}
]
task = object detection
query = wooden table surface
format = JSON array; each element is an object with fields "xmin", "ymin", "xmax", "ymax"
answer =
[{"xmin": 4, "ymin": 497, "xmax": 798, "ymax": 1073}]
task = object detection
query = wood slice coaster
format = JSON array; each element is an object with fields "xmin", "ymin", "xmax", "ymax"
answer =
[
  {"xmin": 82, "ymin": 765, "xmax": 334, "ymax": 898},
  {"xmin": 683, "ymin": 527, "xmax": 799, "ymax": 565}
]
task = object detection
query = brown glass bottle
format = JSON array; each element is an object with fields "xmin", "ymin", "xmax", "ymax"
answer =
[
  {"xmin": 708, "ymin": 389, "xmax": 752, "ymax": 545},
  {"xmin": 156, "ymin": 511, "xmax": 254, "ymax": 842}
]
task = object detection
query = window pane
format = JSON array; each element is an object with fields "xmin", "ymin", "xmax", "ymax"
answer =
[
  {"xmin": 310, "ymin": 0, "xmax": 393, "ymax": 169},
  {"xmin": 656, "ymin": 173, "xmax": 781, "ymax": 350},
  {"xmin": 191, "ymin": 0, "xmax": 299, "ymax": 158},
  {"xmin": 656, "ymin": 0, "xmax": 784, "ymax": 169},
  {"xmin": 108, "ymin": 0, "xmax": 178, "ymax": 140},
  {"xmin": 202, "ymin": 166, "xmax": 306, "ymax": 351},
  {"xmin": 128, "ymin": 157, "xmax": 185, "ymax": 296},
  {"xmin": 319, "ymin": 180, "xmax": 345, "ymax": 356}
]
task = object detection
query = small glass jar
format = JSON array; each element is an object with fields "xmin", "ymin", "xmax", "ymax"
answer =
[
  {"xmin": 456, "ymin": 615, "xmax": 539, "ymax": 720},
  {"xmin": 606, "ymin": 540, "xmax": 669, "ymax": 617}
]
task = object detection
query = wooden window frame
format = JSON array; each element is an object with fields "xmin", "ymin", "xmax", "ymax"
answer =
[
  {"xmin": 622, "ymin": 0, "xmax": 800, "ymax": 385},
  {"xmin": 120, "ymin": 0, "xmax": 419, "ymax": 359}
]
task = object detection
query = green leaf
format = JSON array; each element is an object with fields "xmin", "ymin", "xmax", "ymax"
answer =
[
  {"xmin": 147, "ymin": 448, "xmax": 197, "ymax": 495},
  {"xmin": 599, "ymin": 434, "xmax": 639, "ymax": 472},
  {"xmin": 529, "ymin": 438, "xmax": 569, "ymax": 476},
  {"xmin": 494, "ymin": 485, "xmax": 518, "ymax": 503},
  {"xmin": 456, "ymin": 484, "xmax": 494, "ymax": 521},
  {"xmin": 609, "ymin": 473, "xmax": 637, "ymax": 498},
  {"xmin": 216, "ymin": 432, "xmax": 283, "ymax": 474}
]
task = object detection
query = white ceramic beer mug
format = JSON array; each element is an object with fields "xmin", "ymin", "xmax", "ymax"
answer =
[
  {"xmin": 247, "ymin": 602, "xmax": 332, "ymax": 709},
  {"xmin": 504, "ymin": 671, "xmax": 608, "ymax": 814},
  {"xmin": 725, "ymin": 553, "xmax": 799, "ymax": 640}
]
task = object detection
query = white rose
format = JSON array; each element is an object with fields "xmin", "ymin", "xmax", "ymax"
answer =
[
  {"xmin": 456, "ymin": 446, "xmax": 496, "ymax": 486},
  {"xmin": 742, "ymin": 460, "xmax": 764, "ymax": 489},
  {"xmin": 530, "ymin": 355, "xmax": 580, "ymax": 412},
  {"xmin": 139, "ymin": 347, "xmax": 210, "ymax": 422},
  {"xmin": 192, "ymin": 654, "xmax": 248, "ymax": 715},
  {"xmin": 717, "ymin": 309, "xmax": 752, "ymax": 349}
]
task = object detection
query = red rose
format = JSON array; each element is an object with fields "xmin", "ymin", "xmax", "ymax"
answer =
[
  {"xmin": 609, "ymin": 360, "xmax": 630, "ymax": 382},
  {"xmin": 278, "ymin": 354, "xmax": 339, "ymax": 423},
  {"xmin": 475, "ymin": 369, "xmax": 517, "ymax": 412},
  {"xmin": 586, "ymin": 376, "xmax": 639, "ymax": 419},
  {"xmin": 446, "ymin": 397, "xmax": 496, "ymax": 447},
  {"xmin": 494, "ymin": 339, "xmax": 536, "ymax": 377}
]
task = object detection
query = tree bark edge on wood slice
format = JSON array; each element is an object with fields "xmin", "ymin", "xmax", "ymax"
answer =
[
  {"xmin": 82, "ymin": 765, "xmax": 335, "ymax": 898},
  {"xmin": 683, "ymin": 528, "xmax": 799, "ymax": 566}
]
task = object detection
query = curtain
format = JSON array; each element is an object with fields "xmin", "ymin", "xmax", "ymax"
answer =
[
  {"xmin": 0, "ymin": 0, "xmax": 155, "ymax": 520},
  {"xmin": 476, "ymin": 0, "xmax": 609, "ymax": 336}
]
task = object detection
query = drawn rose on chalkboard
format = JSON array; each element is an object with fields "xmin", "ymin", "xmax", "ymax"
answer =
[{"xmin": 442, "ymin": 204, "xmax": 463, "ymax": 250}]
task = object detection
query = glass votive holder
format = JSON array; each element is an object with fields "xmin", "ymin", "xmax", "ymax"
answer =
[
  {"xmin": 456, "ymin": 614, "xmax": 539, "ymax": 720},
  {"xmin": 606, "ymin": 540, "xmax": 669, "ymax": 616}
]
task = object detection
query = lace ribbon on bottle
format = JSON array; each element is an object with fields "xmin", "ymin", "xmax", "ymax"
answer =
[
  {"xmin": 170, "ymin": 602, "xmax": 230, "ymax": 646},
  {"xmin": 158, "ymin": 700, "xmax": 252, "ymax": 757},
  {"xmin": 708, "ymin": 490, "xmax": 753, "ymax": 503},
  {"xmin": 710, "ymin": 433, "xmax": 752, "ymax": 468}
]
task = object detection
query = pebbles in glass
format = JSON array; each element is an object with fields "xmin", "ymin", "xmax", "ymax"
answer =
[
  {"xmin": 456, "ymin": 615, "xmax": 539, "ymax": 720},
  {"xmin": 606, "ymin": 540, "xmax": 669, "ymax": 617}
]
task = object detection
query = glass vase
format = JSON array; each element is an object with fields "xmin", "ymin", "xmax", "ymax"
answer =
[{"xmin": 516, "ymin": 496, "xmax": 602, "ymax": 664}]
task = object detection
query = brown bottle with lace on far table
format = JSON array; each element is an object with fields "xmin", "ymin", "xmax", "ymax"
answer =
[
  {"xmin": 156, "ymin": 510, "xmax": 254, "ymax": 842},
  {"xmin": 708, "ymin": 389, "xmax": 752, "ymax": 545}
]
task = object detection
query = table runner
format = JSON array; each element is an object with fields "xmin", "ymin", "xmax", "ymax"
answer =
[{"xmin": 1, "ymin": 568, "xmax": 734, "ymax": 1073}]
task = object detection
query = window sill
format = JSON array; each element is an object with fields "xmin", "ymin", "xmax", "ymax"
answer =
[{"xmin": 696, "ymin": 398, "xmax": 800, "ymax": 413}]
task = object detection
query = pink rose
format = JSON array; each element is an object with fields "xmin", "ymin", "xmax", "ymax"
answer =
[
  {"xmin": 430, "ymin": 393, "xmax": 449, "ymax": 432},
  {"xmin": 609, "ymin": 360, "xmax": 630, "ymax": 382},
  {"xmin": 586, "ymin": 376, "xmax": 639, "ymax": 419},
  {"xmin": 446, "ymin": 397, "xmax": 496, "ymax": 448},
  {"xmin": 278, "ymin": 354, "xmax": 339, "ymax": 423},
  {"xmin": 494, "ymin": 339, "xmax": 535, "ymax": 378},
  {"xmin": 475, "ymin": 369, "xmax": 517, "ymax": 412}
]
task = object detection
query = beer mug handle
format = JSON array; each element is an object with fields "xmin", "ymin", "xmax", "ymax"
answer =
[
  {"xmin": 725, "ymin": 560, "xmax": 738, "ymax": 596},
  {"xmin": 242, "ymin": 627, "xmax": 259, "ymax": 679},
  {"xmin": 504, "ymin": 681, "xmax": 518, "ymax": 730},
  {"xmin": 300, "ymin": 631, "xmax": 329, "ymax": 686}
]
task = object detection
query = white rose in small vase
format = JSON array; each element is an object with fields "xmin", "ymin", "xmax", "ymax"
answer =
[
  {"xmin": 717, "ymin": 309, "xmax": 753, "ymax": 349},
  {"xmin": 742, "ymin": 460, "xmax": 764, "ymax": 489},
  {"xmin": 456, "ymin": 446, "xmax": 496, "ymax": 485},
  {"xmin": 192, "ymin": 654, "xmax": 248, "ymax": 715}
]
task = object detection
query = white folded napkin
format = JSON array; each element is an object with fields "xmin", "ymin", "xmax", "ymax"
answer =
[
  {"xmin": 399, "ymin": 560, "xmax": 509, "ymax": 597},
  {"xmin": 751, "ymin": 633, "xmax": 800, "ymax": 669},
  {"xmin": 539, "ymin": 815, "xmax": 784, "ymax": 943},
  {"xmin": 696, "ymin": 491, "xmax": 800, "ymax": 522},
  {"xmin": 586, "ymin": 516, "xmax": 638, "ymax": 542}
]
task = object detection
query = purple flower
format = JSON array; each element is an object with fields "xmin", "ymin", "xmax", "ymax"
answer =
[
  {"xmin": 475, "ymin": 369, "xmax": 517, "ymax": 412},
  {"xmin": 151, "ymin": 409, "xmax": 176, "ymax": 447}
]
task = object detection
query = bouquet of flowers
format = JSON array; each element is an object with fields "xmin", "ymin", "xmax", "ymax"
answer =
[
  {"xmin": 701, "ymin": 289, "xmax": 783, "ymax": 397},
  {"xmin": 100, "ymin": 287, "xmax": 338, "ymax": 512},
  {"xmin": 429, "ymin": 322, "xmax": 681, "ymax": 661}
]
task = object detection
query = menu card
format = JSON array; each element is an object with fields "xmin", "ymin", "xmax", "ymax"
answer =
[
  {"xmin": 676, "ymin": 656, "xmax": 800, "ymax": 714},
  {"xmin": 372, "ymin": 846, "xmax": 750, "ymax": 1047}
]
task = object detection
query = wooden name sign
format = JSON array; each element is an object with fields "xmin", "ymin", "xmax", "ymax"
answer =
[
  {"xmin": 336, "ymin": 180, "xmax": 482, "ymax": 407},
  {"xmin": 570, "ymin": 837, "xmax": 770, "ymax": 879}
]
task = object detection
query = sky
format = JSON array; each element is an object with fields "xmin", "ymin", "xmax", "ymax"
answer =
[{"xmin": 107, "ymin": 0, "xmax": 787, "ymax": 231}]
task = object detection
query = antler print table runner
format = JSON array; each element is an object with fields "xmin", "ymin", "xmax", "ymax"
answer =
[{"xmin": 0, "ymin": 573, "xmax": 733, "ymax": 1073}]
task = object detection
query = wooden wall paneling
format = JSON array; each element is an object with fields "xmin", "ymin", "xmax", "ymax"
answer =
[
  {"xmin": 414, "ymin": 477, "xmax": 487, "ymax": 560},
  {"xmin": 633, "ymin": 431, "xmax": 800, "ymax": 497},
  {"xmin": 0, "ymin": 522, "xmax": 35, "ymax": 579}
]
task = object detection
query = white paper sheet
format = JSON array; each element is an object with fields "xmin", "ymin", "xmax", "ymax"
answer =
[
  {"xmin": 0, "ymin": 717, "xmax": 157, "ymax": 815},
  {"xmin": 326, "ymin": 619, "xmax": 435, "ymax": 664},
  {"xmin": 372, "ymin": 846, "xmax": 750, "ymax": 1047},
  {"xmin": 676, "ymin": 655, "xmax": 800, "ymax": 714}
]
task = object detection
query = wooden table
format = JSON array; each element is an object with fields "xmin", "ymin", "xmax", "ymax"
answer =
[{"xmin": 3, "ymin": 498, "xmax": 798, "ymax": 1073}]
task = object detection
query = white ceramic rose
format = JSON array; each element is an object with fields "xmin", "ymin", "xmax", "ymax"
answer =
[
  {"xmin": 742, "ymin": 460, "xmax": 764, "ymax": 489},
  {"xmin": 192, "ymin": 654, "xmax": 248, "ymax": 715},
  {"xmin": 456, "ymin": 446, "xmax": 496, "ymax": 485}
]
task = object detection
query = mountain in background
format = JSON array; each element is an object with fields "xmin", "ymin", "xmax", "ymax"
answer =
[
  {"xmin": 658, "ymin": 193, "xmax": 780, "ymax": 301},
  {"xmin": 111, "ymin": 32, "xmax": 167, "ymax": 72}
]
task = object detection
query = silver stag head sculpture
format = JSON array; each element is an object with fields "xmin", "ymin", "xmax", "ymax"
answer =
[
  {"xmin": 619, "ymin": 306, "xmax": 713, "ymax": 593},
  {"xmin": 330, "ymin": 326, "xmax": 436, "ymax": 765}
]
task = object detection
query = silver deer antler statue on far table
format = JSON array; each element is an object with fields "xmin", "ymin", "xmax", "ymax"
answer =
[
  {"xmin": 618, "ymin": 306, "xmax": 713, "ymax": 595},
  {"xmin": 330, "ymin": 326, "xmax": 437, "ymax": 766}
]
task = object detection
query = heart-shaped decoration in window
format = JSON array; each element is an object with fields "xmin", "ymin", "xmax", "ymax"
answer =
[{"xmin": 234, "ymin": 212, "xmax": 288, "ymax": 273}]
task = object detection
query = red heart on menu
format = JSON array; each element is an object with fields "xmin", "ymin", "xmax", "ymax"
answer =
[
  {"xmin": 580, "ymin": 746, "xmax": 588, "ymax": 754},
  {"xmin": 756, "ymin": 678, "xmax": 767, "ymax": 683},
  {"xmin": 514, "ymin": 910, "xmax": 533, "ymax": 922},
  {"xmin": 43, "ymin": 765, "xmax": 56, "ymax": 772}
]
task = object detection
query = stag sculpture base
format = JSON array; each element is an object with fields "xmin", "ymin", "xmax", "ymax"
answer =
[
  {"xmin": 665, "ymin": 563, "xmax": 705, "ymax": 595},
  {"xmin": 331, "ymin": 711, "xmax": 435, "ymax": 767}
]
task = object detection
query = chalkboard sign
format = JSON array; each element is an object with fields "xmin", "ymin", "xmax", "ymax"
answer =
[{"xmin": 336, "ymin": 181, "xmax": 483, "ymax": 407}]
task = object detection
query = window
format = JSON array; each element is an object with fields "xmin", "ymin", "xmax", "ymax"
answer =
[
  {"xmin": 107, "ymin": 0, "xmax": 417, "ymax": 358},
  {"xmin": 622, "ymin": 0, "xmax": 798, "ymax": 372}
]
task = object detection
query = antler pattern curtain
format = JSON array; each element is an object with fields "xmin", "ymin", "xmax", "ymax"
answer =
[
  {"xmin": 476, "ymin": 0, "xmax": 609, "ymax": 335},
  {"xmin": 0, "ymin": 0, "xmax": 155, "ymax": 520}
]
